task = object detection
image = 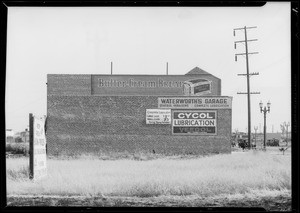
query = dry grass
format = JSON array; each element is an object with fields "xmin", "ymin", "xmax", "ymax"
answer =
[{"xmin": 6, "ymin": 151, "xmax": 291, "ymax": 199}]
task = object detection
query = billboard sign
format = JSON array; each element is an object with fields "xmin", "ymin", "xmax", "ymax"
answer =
[
  {"xmin": 183, "ymin": 79, "xmax": 212, "ymax": 96},
  {"xmin": 29, "ymin": 114, "xmax": 47, "ymax": 180},
  {"xmin": 146, "ymin": 109, "xmax": 171, "ymax": 124},
  {"xmin": 172, "ymin": 111, "xmax": 217, "ymax": 135},
  {"xmin": 158, "ymin": 97, "xmax": 232, "ymax": 109}
]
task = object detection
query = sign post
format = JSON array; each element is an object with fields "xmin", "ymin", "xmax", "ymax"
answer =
[{"xmin": 29, "ymin": 113, "xmax": 47, "ymax": 180}]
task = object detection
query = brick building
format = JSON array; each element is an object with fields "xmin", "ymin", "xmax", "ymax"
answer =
[{"xmin": 47, "ymin": 67, "xmax": 232, "ymax": 156}]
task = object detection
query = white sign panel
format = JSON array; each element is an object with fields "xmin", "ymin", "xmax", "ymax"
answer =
[
  {"xmin": 30, "ymin": 114, "xmax": 47, "ymax": 180},
  {"xmin": 158, "ymin": 97, "xmax": 232, "ymax": 109},
  {"xmin": 146, "ymin": 109, "xmax": 171, "ymax": 124}
]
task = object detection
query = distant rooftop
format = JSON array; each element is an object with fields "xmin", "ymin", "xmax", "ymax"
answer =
[{"xmin": 185, "ymin": 67, "xmax": 220, "ymax": 79}]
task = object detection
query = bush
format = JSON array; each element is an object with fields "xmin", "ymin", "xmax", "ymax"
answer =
[{"xmin": 6, "ymin": 143, "xmax": 29, "ymax": 156}]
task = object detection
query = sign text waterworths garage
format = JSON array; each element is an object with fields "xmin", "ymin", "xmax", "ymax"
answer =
[{"xmin": 158, "ymin": 97, "xmax": 232, "ymax": 109}]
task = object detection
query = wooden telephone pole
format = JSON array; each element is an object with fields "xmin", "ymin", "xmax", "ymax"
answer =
[
  {"xmin": 166, "ymin": 62, "xmax": 169, "ymax": 75},
  {"xmin": 111, "ymin": 62, "xmax": 113, "ymax": 75},
  {"xmin": 234, "ymin": 26, "xmax": 259, "ymax": 150}
]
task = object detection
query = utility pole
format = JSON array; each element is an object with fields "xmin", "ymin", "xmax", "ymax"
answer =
[
  {"xmin": 284, "ymin": 122, "xmax": 290, "ymax": 146},
  {"xmin": 234, "ymin": 26, "xmax": 259, "ymax": 150},
  {"xmin": 259, "ymin": 101, "xmax": 271, "ymax": 150},
  {"xmin": 254, "ymin": 126, "xmax": 258, "ymax": 149},
  {"xmin": 111, "ymin": 62, "xmax": 113, "ymax": 75},
  {"xmin": 166, "ymin": 62, "xmax": 169, "ymax": 75},
  {"xmin": 280, "ymin": 123, "xmax": 285, "ymax": 144},
  {"xmin": 234, "ymin": 128, "xmax": 239, "ymax": 144}
]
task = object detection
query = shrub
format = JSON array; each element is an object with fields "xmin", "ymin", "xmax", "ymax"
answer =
[
  {"xmin": 6, "ymin": 143, "xmax": 29, "ymax": 156},
  {"xmin": 6, "ymin": 152, "xmax": 291, "ymax": 198}
]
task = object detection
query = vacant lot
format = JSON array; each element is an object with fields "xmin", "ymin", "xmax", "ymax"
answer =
[{"xmin": 6, "ymin": 149, "xmax": 291, "ymax": 210}]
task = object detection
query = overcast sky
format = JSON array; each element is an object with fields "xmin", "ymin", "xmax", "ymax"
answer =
[{"xmin": 6, "ymin": 2, "xmax": 291, "ymax": 133}]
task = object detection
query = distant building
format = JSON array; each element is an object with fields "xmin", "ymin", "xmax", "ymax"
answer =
[
  {"xmin": 266, "ymin": 133, "xmax": 281, "ymax": 141},
  {"xmin": 254, "ymin": 133, "xmax": 281, "ymax": 141},
  {"xmin": 232, "ymin": 132, "xmax": 247, "ymax": 139},
  {"xmin": 6, "ymin": 129, "xmax": 14, "ymax": 137},
  {"xmin": 12, "ymin": 129, "xmax": 30, "ymax": 143},
  {"xmin": 6, "ymin": 129, "xmax": 14, "ymax": 143},
  {"xmin": 233, "ymin": 132, "xmax": 282, "ymax": 143},
  {"xmin": 20, "ymin": 129, "xmax": 30, "ymax": 143},
  {"xmin": 13, "ymin": 131, "xmax": 20, "ymax": 142}
]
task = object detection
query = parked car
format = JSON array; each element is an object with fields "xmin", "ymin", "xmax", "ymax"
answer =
[{"xmin": 267, "ymin": 138, "xmax": 279, "ymax": 146}]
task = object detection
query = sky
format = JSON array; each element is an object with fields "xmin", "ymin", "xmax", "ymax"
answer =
[{"xmin": 5, "ymin": 3, "xmax": 291, "ymax": 134}]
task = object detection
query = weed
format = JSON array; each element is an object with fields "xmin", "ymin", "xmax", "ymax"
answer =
[{"xmin": 6, "ymin": 152, "xmax": 291, "ymax": 199}]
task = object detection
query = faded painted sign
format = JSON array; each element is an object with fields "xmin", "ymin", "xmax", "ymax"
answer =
[
  {"xmin": 29, "ymin": 114, "xmax": 47, "ymax": 180},
  {"xmin": 183, "ymin": 79, "xmax": 212, "ymax": 96},
  {"xmin": 158, "ymin": 97, "xmax": 232, "ymax": 109},
  {"xmin": 146, "ymin": 109, "xmax": 171, "ymax": 124}
]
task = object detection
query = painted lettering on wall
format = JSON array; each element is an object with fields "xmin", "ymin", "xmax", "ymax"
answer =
[
  {"xmin": 146, "ymin": 109, "xmax": 171, "ymax": 124},
  {"xmin": 91, "ymin": 75, "xmax": 221, "ymax": 96},
  {"xmin": 183, "ymin": 79, "xmax": 212, "ymax": 96},
  {"xmin": 158, "ymin": 97, "xmax": 232, "ymax": 109},
  {"xmin": 98, "ymin": 78, "xmax": 184, "ymax": 88}
]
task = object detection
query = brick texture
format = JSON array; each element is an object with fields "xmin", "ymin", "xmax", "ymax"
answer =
[
  {"xmin": 47, "ymin": 95, "xmax": 232, "ymax": 156},
  {"xmin": 47, "ymin": 74, "xmax": 91, "ymax": 96}
]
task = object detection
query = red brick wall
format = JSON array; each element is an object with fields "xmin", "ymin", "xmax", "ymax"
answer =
[{"xmin": 47, "ymin": 95, "xmax": 232, "ymax": 156}]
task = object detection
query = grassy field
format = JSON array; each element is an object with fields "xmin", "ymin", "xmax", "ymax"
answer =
[{"xmin": 6, "ymin": 149, "xmax": 291, "ymax": 209}]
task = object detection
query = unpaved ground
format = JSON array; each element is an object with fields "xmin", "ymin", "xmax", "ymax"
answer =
[
  {"xmin": 6, "ymin": 148, "xmax": 291, "ymax": 211},
  {"xmin": 7, "ymin": 193, "xmax": 291, "ymax": 211}
]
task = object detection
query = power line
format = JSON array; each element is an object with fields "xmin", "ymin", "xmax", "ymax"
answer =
[{"xmin": 234, "ymin": 26, "xmax": 259, "ymax": 150}]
